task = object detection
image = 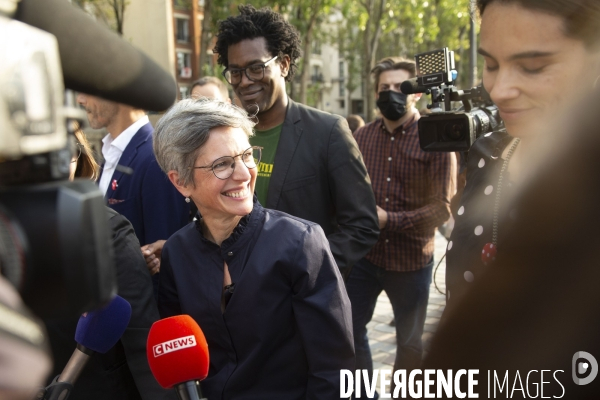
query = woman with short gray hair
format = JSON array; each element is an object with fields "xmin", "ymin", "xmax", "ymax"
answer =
[
  {"xmin": 153, "ymin": 99, "xmax": 254, "ymax": 188},
  {"xmin": 153, "ymin": 98, "xmax": 354, "ymax": 399}
]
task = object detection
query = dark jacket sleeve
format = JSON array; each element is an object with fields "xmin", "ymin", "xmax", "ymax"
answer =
[
  {"xmin": 325, "ymin": 117, "xmax": 379, "ymax": 278},
  {"xmin": 108, "ymin": 209, "xmax": 178, "ymax": 400},
  {"xmin": 290, "ymin": 224, "xmax": 355, "ymax": 399},
  {"xmin": 156, "ymin": 240, "xmax": 182, "ymax": 318}
]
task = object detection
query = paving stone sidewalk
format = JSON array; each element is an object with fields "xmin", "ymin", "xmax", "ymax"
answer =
[{"xmin": 366, "ymin": 231, "xmax": 448, "ymax": 371}]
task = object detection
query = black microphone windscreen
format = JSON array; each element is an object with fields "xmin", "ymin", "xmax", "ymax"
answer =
[
  {"xmin": 14, "ymin": 0, "xmax": 177, "ymax": 112},
  {"xmin": 401, "ymin": 78, "xmax": 425, "ymax": 95}
]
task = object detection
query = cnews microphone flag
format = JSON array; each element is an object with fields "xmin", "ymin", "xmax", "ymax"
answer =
[{"xmin": 147, "ymin": 315, "xmax": 209, "ymax": 389}]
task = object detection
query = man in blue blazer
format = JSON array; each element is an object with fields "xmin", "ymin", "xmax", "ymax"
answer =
[{"xmin": 77, "ymin": 94, "xmax": 189, "ymax": 271}]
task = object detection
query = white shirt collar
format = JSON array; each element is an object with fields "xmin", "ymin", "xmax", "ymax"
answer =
[{"xmin": 102, "ymin": 115, "xmax": 149, "ymax": 151}]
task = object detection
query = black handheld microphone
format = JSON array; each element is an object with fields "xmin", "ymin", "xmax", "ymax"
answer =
[{"xmin": 400, "ymin": 78, "xmax": 430, "ymax": 95}]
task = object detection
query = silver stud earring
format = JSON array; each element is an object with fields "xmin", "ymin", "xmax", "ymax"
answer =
[{"xmin": 185, "ymin": 197, "xmax": 191, "ymax": 203}]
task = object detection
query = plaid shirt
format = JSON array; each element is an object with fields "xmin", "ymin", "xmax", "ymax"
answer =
[{"xmin": 354, "ymin": 112, "xmax": 456, "ymax": 271}]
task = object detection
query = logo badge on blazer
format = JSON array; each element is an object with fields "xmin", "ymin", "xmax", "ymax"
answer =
[{"xmin": 112, "ymin": 179, "xmax": 118, "ymax": 191}]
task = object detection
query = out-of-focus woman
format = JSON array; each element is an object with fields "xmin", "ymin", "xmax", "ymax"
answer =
[
  {"xmin": 445, "ymin": 0, "xmax": 600, "ymax": 307},
  {"xmin": 153, "ymin": 98, "xmax": 354, "ymax": 399}
]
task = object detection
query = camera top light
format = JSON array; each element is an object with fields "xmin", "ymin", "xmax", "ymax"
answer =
[
  {"xmin": 416, "ymin": 49, "xmax": 449, "ymax": 75},
  {"xmin": 415, "ymin": 48, "xmax": 455, "ymax": 88}
]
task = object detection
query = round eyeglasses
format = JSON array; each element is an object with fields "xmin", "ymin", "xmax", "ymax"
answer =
[
  {"xmin": 191, "ymin": 146, "xmax": 263, "ymax": 180},
  {"xmin": 222, "ymin": 56, "xmax": 278, "ymax": 85}
]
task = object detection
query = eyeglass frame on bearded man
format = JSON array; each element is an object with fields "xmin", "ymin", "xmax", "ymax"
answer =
[{"xmin": 222, "ymin": 56, "xmax": 278, "ymax": 85}]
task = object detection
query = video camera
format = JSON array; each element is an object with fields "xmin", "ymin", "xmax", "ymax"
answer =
[
  {"xmin": 0, "ymin": 0, "xmax": 177, "ymax": 320},
  {"xmin": 0, "ymin": 12, "xmax": 116, "ymax": 320},
  {"xmin": 401, "ymin": 47, "xmax": 503, "ymax": 152}
]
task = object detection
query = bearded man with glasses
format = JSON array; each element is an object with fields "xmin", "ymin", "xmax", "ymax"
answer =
[{"xmin": 214, "ymin": 5, "xmax": 379, "ymax": 280}]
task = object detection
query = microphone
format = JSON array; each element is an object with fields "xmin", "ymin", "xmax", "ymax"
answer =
[
  {"xmin": 43, "ymin": 295, "xmax": 132, "ymax": 400},
  {"xmin": 147, "ymin": 315, "xmax": 210, "ymax": 400},
  {"xmin": 401, "ymin": 78, "xmax": 429, "ymax": 95},
  {"xmin": 13, "ymin": 0, "xmax": 177, "ymax": 111}
]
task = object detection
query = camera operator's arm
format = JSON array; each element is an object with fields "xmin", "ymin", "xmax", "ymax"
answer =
[
  {"xmin": 107, "ymin": 209, "xmax": 177, "ymax": 400},
  {"xmin": 384, "ymin": 151, "xmax": 456, "ymax": 232},
  {"xmin": 156, "ymin": 243, "xmax": 182, "ymax": 318}
]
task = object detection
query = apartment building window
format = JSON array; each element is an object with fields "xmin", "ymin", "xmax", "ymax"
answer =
[
  {"xmin": 338, "ymin": 61, "xmax": 345, "ymax": 97},
  {"xmin": 176, "ymin": 18, "xmax": 189, "ymax": 42},
  {"xmin": 174, "ymin": 0, "xmax": 188, "ymax": 8},
  {"xmin": 177, "ymin": 51, "xmax": 192, "ymax": 78},
  {"xmin": 352, "ymin": 99, "xmax": 364, "ymax": 115},
  {"xmin": 311, "ymin": 65, "xmax": 323, "ymax": 83},
  {"xmin": 311, "ymin": 40, "xmax": 321, "ymax": 55}
]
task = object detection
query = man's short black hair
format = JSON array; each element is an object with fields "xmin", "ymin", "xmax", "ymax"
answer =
[{"xmin": 214, "ymin": 4, "xmax": 302, "ymax": 82}]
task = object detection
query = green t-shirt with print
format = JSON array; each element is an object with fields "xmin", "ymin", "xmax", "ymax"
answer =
[{"xmin": 250, "ymin": 124, "xmax": 282, "ymax": 206}]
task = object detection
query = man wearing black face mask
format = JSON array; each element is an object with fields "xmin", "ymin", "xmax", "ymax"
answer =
[{"xmin": 347, "ymin": 57, "xmax": 456, "ymax": 398}]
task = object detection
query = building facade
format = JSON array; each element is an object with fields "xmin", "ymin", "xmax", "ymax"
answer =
[{"xmin": 301, "ymin": 14, "xmax": 365, "ymax": 120}]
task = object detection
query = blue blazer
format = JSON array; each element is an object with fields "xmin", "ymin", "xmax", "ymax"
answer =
[{"xmin": 100, "ymin": 122, "xmax": 189, "ymax": 246}]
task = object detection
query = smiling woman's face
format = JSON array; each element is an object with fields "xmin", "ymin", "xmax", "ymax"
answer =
[
  {"xmin": 178, "ymin": 126, "xmax": 256, "ymax": 221},
  {"xmin": 479, "ymin": 2, "xmax": 600, "ymax": 139}
]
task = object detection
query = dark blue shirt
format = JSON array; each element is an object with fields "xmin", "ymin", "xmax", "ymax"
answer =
[{"xmin": 158, "ymin": 201, "xmax": 354, "ymax": 399}]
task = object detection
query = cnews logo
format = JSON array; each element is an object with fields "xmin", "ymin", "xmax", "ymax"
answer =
[
  {"xmin": 152, "ymin": 335, "xmax": 196, "ymax": 357},
  {"xmin": 572, "ymin": 351, "xmax": 598, "ymax": 385}
]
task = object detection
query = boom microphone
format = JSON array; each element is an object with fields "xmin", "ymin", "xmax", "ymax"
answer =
[
  {"xmin": 401, "ymin": 78, "xmax": 429, "ymax": 95},
  {"xmin": 13, "ymin": 0, "xmax": 177, "ymax": 111},
  {"xmin": 147, "ymin": 315, "xmax": 210, "ymax": 400},
  {"xmin": 43, "ymin": 295, "xmax": 132, "ymax": 400}
]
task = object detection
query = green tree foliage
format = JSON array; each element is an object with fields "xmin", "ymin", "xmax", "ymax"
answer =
[
  {"xmin": 288, "ymin": 0, "xmax": 340, "ymax": 104},
  {"xmin": 377, "ymin": 0, "xmax": 473, "ymax": 86},
  {"xmin": 336, "ymin": 0, "xmax": 474, "ymax": 120},
  {"xmin": 195, "ymin": 0, "xmax": 478, "ymax": 117},
  {"xmin": 73, "ymin": 0, "xmax": 128, "ymax": 35}
]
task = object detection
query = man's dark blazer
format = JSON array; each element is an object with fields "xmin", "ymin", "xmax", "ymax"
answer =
[
  {"xmin": 265, "ymin": 99, "xmax": 379, "ymax": 278},
  {"xmin": 100, "ymin": 122, "xmax": 189, "ymax": 246},
  {"xmin": 44, "ymin": 209, "xmax": 177, "ymax": 400}
]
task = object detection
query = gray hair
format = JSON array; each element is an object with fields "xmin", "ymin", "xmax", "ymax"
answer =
[{"xmin": 153, "ymin": 98, "xmax": 256, "ymax": 187}]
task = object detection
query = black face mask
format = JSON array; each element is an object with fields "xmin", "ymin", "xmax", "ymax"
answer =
[{"xmin": 376, "ymin": 90, "xmax": 408, "ymax": 121}]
